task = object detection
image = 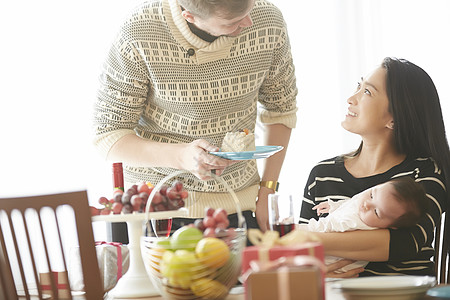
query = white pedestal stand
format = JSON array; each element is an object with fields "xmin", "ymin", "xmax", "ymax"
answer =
[{"xmin": 92, "ymin": 210, "xmax": 187, "ymax": 298}]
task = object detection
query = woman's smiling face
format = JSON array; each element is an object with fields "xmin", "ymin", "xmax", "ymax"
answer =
[{"xmin": 341, "ymin": 66, "xmax": 394, "ymax": 137}]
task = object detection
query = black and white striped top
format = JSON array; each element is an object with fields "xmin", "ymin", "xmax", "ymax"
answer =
[{"xmin": 300, "ymin": 156, "xmax": 448, "ymax": 276}]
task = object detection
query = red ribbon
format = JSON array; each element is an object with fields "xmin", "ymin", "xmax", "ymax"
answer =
[
  {"xmin": 40, "ymin": 272, "xmax": 69, "ymax": 290},
  {"xmin": 242, "ymin": 254, "xmax": 326, "ymax": 283},
  {"xmin": 95, "ymin": 241, "xmax": 124, "ymax": 281}
]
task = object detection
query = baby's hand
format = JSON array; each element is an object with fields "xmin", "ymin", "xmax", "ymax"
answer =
[{"xmin": 312, "ymin": 202, "xmax": 330, "ymax": 216}]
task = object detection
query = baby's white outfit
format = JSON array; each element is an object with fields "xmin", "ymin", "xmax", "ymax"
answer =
[{"xmin": 301, "ymin": 198, "xmax": 377, "ymax": 273}]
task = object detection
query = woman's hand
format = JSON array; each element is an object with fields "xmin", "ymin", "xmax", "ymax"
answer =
[
  {"xmin": 326, "ymin": 259, "xmax": 364, "ymax": 278},
  {"xmin": 176, "ymin": 139, "xmax": 234, "ymax": 180}
]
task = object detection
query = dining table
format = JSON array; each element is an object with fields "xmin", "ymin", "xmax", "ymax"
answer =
[
  {"xmin": 102, "ymin": 283, "xmax": 447, "ymax": 300},
  {"xmin": 103, "ymin": 282, "xmax": 347, "ymax": 300}
]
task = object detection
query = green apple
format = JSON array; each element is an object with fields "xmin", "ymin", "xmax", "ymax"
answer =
[{"xmin": 170, "ymin": 226, "xmax": 203, "ymax": 250}]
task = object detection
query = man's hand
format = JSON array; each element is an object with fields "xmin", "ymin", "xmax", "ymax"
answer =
[{"xmin": 177, "ymin": 139, "xmax": 234, "ymax": 180}]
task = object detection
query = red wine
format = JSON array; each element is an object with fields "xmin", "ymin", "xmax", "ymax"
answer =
[
  {"xmin": 150, "ymin": 218, "xmax": 173, "ymax": 237},
  {"xmin": 270, "ymin": 223, "xmax": 295, "ymax": 237}
]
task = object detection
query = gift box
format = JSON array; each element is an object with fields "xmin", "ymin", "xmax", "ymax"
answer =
[
  {"xmin": 242, "ymin": 242, "xmax": 325, "ymax": 300},
  {"xmin": 246, "ymin": 265, "xmax": 323, "ymax": 300},
  {"xmin": 243, "ymin": 255, "xmax": 325, "ymax": 300},
  {"xmin": 242, "ymin": 242, "xmax": 325, "ymax": 275},
  {"xmin": 40, "ymin": 271, "xmax": 71, "ymax": 299},
  {"xmin": 69, "ymin": 241, "xmax": 129, "ymax": 292}
]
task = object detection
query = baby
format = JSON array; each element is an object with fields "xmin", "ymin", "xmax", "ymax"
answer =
[{"xmin": 302, "ymin": 176, "xmax": 428, "ymax": 273}]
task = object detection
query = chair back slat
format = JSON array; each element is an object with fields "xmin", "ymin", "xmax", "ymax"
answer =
[
  {"xmin": 0, "ymin": 221, "xmax": 18, "ymax": 299},
  {"xmin": 21, "ymin": 212, "xmax": 43, "ymax": 299},
  {"xmin": 0, "ymin": 191, "xmax": 103, "ymax": 300},
  {"xmin": 435, "ymin": 211, "xmax": 450, "ymax": 284},
  {"xmin": 7, "ymin": 212, "xmax": 31, "ymax": 299}
]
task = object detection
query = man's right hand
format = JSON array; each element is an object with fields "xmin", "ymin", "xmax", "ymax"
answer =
[{"xmin": 176, "ymin": 139, "xmax": 235, "ymax": 180}]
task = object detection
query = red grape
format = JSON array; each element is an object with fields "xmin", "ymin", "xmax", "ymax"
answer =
[
  {"xmin": 131, "ymin": 195, "xmax": 144, "ymax": 212},
  {"xmin": 121, "ymin": 193, "xmax": 132, "ymax": 204},
  {"xmin": 100, "ymin": 208, "xmax": 112, "ymax": 215},
  {"xmin": 122, "ymin": 203, "xmax": 133, "ymax": 214},
  {"xmin": 113, "ymin": 192, "xmax": 123, "ymax": 203},
  {"xmin": 139, "ymin": 192, "xmax": 149, "ymax": 201},
  {"xmin": 112, "ymin": 202, "xmax": 123, "ymax": 214},
  {"xmin": 152, "ymin": 192, "xmax": 163, "ymax": 205},
  {"xmin": 159, "ymin": 185, "xmax": 168, "ymax": 196},
  {"xmin": 160, "ymin": 195, "xmax": 168, "ymax": 206},
  {"xmin": 216, "ymin": 219, "xmax": 229, "ymax": 230},
  {"xmin": 213, "ymin": 210, "xmax": 228, "ymax": 223},
  {"xmin": 180, "ymin": 189, "xmax": 188, "ymax": 199},
  {"xmin": 194, "ymin": 219, "xmax": 205, "ymax": 231},
  {"xmin": 137, "ymin": 182, "xmax": 151, "ymax": 194},
  {"xmin": 154, "ymin": 204, "xmax": 167, "ymax": 212},
  {"xmin": 113, "ymin": 189, "xmax": 124, "ymax": 196},
  {"xmin": 166, "ymin": 187, "xmax": 180, "ymax": 200},
  {"xmin": 172, "ymin": 180, "xmax": 183, "ymax": 192},
  {"xmin": 176, "ymin": 199, "xmax": 185, "ymax": 209},
  {"xmin": 98, "ymin": 197, "xmax": 109, "ymax": 206},
  {"xmin": 205, "ymin": 207, "xmax": 215, "ymax": 217},
  {"xmin": 90, "ymin": 206, "xmax": 100, "ymax": 216},
  {"xmin": 203, "ymin": 227, "xmax": 216, "ymax": 237},
  {"xmin": 214, "ymin": 208, "xmax": 227, "ymax": 217},
  {"xmin": 167, "ymin": 199, "xmax": 178, "ymax": 210},
  {"xmin": 203, "ymin": 216, "xmax": 216, "ymax": 228}
]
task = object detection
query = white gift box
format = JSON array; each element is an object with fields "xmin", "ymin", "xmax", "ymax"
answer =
[{"xmin": 69, "ymin": 241, "xmax": 130, "ymax": 292}]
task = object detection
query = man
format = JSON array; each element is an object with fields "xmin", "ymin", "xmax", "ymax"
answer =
[{"xmin": 93, "ymin": 0, "xmax": 298, "ymax": 237}]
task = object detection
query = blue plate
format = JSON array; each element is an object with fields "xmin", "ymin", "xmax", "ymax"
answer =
[{"xmin": 209, "ymin": 146, "xmax": 283, "ymax": 160}]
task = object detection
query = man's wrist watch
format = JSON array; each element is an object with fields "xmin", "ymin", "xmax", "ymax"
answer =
[{"xmin": 260, "ymin": 180, "xmax": 279, "ymax": 192}]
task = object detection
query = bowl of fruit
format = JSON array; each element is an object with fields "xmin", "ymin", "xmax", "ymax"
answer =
[{"xmin": 141, "ymin": 170, "xmax": 247, "ymax": 300}]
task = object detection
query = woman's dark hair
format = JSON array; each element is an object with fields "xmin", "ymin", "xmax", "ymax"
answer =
[
  {"xmin": 389, "ymin": 177, "xmax": 428, "ymax": 228},
  {"xmin": 346, "ymin": 57, "xmax": 450, "ymax": 203},
  {"xmin": 384, "ymin": 57, "xmax": 450, "ymax": 203}
]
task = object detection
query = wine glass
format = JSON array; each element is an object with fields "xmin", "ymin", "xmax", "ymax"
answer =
[
  {"xmin": 145, "ymin": 218, "xmax": 173, "ymax": 237},
  {"xmin": 268, "ymin": 194, "xmax": 295, "ymax": 236}
]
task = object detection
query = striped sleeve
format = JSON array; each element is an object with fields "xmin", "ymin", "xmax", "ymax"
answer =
[
  {"xmin": 299, "ymin": 158, "xmax": 350, "ymax": 224},
  {"xmin": 388, "ymin": 160, "xmax": 447, "ymax": 261}
]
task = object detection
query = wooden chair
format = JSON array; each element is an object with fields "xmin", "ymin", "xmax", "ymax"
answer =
[
  {"xmin": 0, "ymin": 191, "xmax": 103, "ymax": 300},
  {"xmin": 435, "ymin": 211, "xmax": 450, "ymax": 284}
]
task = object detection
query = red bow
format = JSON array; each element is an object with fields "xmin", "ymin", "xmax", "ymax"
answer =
[{"xmin": 95, "ymin": 241, "xmax": 124, "ymax": 280}]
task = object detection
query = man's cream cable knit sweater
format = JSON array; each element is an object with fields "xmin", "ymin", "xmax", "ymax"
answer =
[{"xmin": 93, "ymin": 0, "xmax": 298, "ymax": 217}]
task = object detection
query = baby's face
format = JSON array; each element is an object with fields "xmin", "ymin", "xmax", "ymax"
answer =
[{"xmin": 356, "ymin": 182, "xmax": 407, "ymax": 228}]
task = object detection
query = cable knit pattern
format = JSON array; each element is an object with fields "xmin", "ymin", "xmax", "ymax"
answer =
[{"xmin": 93, "ymin": 0, "xmax": 297, "ymax": 216}]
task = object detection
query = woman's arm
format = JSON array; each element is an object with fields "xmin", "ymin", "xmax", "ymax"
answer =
[{"xmin": 314, "ymin": 229, "xmax": 390, "ymax": 261}]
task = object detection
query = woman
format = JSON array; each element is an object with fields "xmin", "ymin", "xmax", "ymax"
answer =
[{"xmin": 300, "ymin": 57, "xmax": 450, "ymax": 277}]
